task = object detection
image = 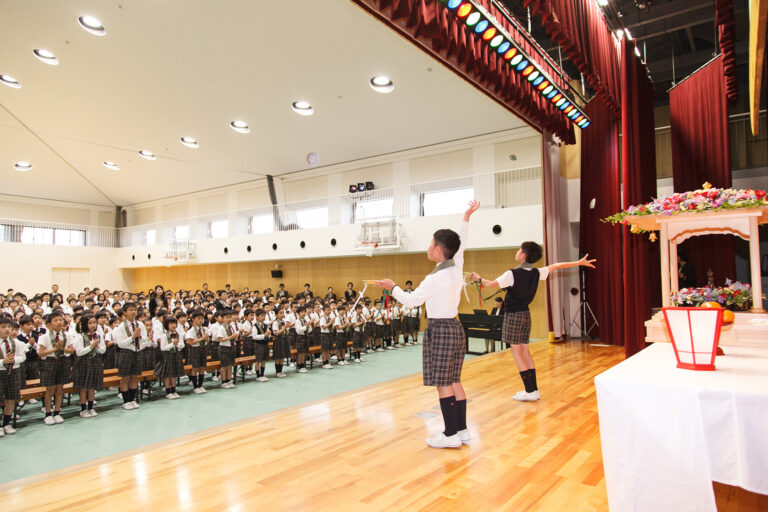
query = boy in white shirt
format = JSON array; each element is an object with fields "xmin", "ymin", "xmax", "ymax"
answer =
[{"xmin": 0, "ymin": 317, "xmax": 27, "ymax": 434}]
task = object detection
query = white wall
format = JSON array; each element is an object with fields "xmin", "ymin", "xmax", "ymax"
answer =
[{"xmin": 0, "ymin": 194, "xmax": 114, "ymax": 227}]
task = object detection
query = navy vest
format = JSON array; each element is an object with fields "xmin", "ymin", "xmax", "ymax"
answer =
[{"xmin": 502, "ymin": 268, "xmax": 540, "ymax": 313}]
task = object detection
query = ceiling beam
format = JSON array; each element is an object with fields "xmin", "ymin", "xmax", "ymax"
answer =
[
  {"xmin": 686, "ymin": 27, "xmax": 697, "ymax": 52},
  {"xmin": 634, "ymin": 7, "xmax": 747, "ymax": 41},
  {"xmin": 623, "ymin": 3, "xmax": 711, "ymax": 30}
]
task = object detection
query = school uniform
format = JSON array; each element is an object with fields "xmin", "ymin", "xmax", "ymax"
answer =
[
  {"xmin": 391, "ymin": 219, "xmax": 468, "ymax": 387},
  {"xmin": 38, "ymin": 330, "xmax": 72, "ymax": 386},
  {"xmin": 114, "ymin": 320, "xmax": 149, "ymax": 377},
  {"xmin": 295, "ymin": 317, "xmax": 310, "ymax": 355},
  {"xmin": 0, "ymin": 337, "xmax": 27, "ymax": 401},
  {"xmin": 309, "ymin": 311, "xmax": 321, "ymax": 348},
  {"xmin": 73, "ymin": 332, "xmax": 106, "ymax": 390},
  {"xmin": 103, "ymin": 326, "xmax": 119, "ymax": 369},
  {"xmin": 144, "ymin": 331, "xmax": 160, "ymax": 371},
  {"xmin": 252, "ymin": 321, "xmax": 269, "ymax": 362},
  {"xmin": 208, "ymin": 321, "xmax": 220, "ymax": 362},
  {"xmin": 18, "ymin": 332, "xmax": 39, "ymax": 381},
  {"xmin": 272, "ymin": 319, "xmax": 290, "ymax": 360},
  {"xmin": 217, "ymin": 322, "xmax": 236, "ymax": 367},
  {"xmin": 240, "ymin": 319, "xmax": 254, "ymax": 357},
  {"xmin": 333, "ymin": 316, "xmax": 348, "ymax": 352},
  {"xmin": 285, "ymin": 311, "xmax": 297, "ymax": 350},
  {"xmin": 495, "ymin": 265, "xmax": 550, "ymax": 345},
  {"xmin": 184, "ymin": 326, "xmax": 208, "ymax": 368},
  {"xmin": 155, "ymin": 331, "xmax": 186, "ymax": 378},
  {"xmin": 351, "ymin": 312, "xmax": 364, "ymax": 350},
  {"xmin": 318, "ymin": 314, "xmax": 332, "ymax": 352},
  {"xmin": 390, "ymin": 306, "xmax": 402, "ymax": 340}
]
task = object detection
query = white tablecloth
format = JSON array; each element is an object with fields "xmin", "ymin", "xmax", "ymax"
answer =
[{"xmin": 595, "ymin": 343, "xmax": 768, "ymax": 512}]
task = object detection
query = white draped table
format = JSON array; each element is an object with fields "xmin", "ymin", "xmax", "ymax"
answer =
[{"xmin": 595, "ymin": 343, "xmax": 768, "ymax": 511}]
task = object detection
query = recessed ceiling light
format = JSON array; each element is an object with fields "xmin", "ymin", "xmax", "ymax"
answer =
[
  {"xmin": 180, "ymin": 136, "xmax": 199, "ymax": 148},
  {"xmin": 369, "ymin": 76, "xmax": 394, "ymax": 94},
  {"xmin": 78, "ymin": 15, "xmax": 106, "ymax": 36},
  {"xmin": 103, "ymin": 161, "xmax": 120, "ymax": 171},
  {"xmin": 0, "ymin": 75, "xmax": 21, "ymax": 89},
  {"xmin": 230, "ymin": 120, "xmax": 250, "ymax": 133},
  {"xmin": 33, "ymin": 49, "xmax": 59, "ymax": 65},
  {"xmin": 291, "ymin": 101, "xmax": 313, "ymax": 116},
  {"xmin": 13, "ymin": 161, "xmax": 32, "ymax": 172},
  {"xmin": 138, "ymin": 150, "xmax": 156, "ymax": 160}
]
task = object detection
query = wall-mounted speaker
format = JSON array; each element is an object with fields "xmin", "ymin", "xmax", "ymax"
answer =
[{"xmin": 271, "ymin": 270, "xmax": 283, "ymax": 278}]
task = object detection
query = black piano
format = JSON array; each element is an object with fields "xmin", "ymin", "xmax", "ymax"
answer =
[{"xmin": 459, "ymin": 312, "xmax": 503, "ymax": 355}]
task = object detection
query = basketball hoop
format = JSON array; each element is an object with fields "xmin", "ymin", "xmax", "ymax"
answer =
[{"xmin": 361, "ymin": 241, "xmax": 378, "ymax": 257}]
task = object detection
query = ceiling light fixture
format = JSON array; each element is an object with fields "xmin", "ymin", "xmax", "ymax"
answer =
[
  {"xmin": 230, "ymin": 120, "xmax": 250, "ymax": 133},
  {"xmin": 597, "ymin": 0, "xmax": 609, "ymax": 6},
  {"xmin": 180, "ymin": 137, "xmax": 199, "ymax": 148},
  {"xmin": 33, "ymin": 49, "xmax": 59, "ymax": 65},
  {"xmin": 369, "ymin": 76, "xmax": 394, "ymax": 93},
  {"xmin": 103, "ymin": 161, "xmax": 120, "ymax": 171},
  {"xmin": 291, "ymin": 101, "xmax": 313, "ymax": 116},
  {"xmin": 78, "ymin": 15, "xmax": 106, "ymax": 36},
  {"xmin": 0, "ymin": 75, "xmax": 21, "ymax": 89},
  {"xmin": 624, "ymin": 28, "xmax": 633, "ymax": 40},
  {"xmin": 138, "ymin": 150, "xmax": 156, "ymax": 160},
  {"xmin": 14, "ymin": 161, "xmax": 32, "ymax": 172}
]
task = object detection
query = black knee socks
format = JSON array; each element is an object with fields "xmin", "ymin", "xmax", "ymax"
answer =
[
  {"xmin": 87, "ymin": 401, "xmax": 94, "ymax": 410},
  {"xmin": 519, "ymin": 369, "xmax": 538, "ymax": 393},
  {"xmin": 456, "ymin": 399, "xmax": 467, "ymax": 431},
  {"xmin": 122, "ymin": 391, "xmax": 130, "ymax": 404},
  {"xmin": 439, "ymin": 396, "xmax": 458, "ymax": 437},
  {"xmin": 3, "ymin": 414, "xmax": 11, "ymax": 426},
  {"xmin": 276, "ymin": 364, "xmax": 283, "ymax": 374}
]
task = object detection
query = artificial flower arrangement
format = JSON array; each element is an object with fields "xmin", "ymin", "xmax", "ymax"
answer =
[
  {"xmin": 603, "ymin": 183, "xmax": 768, "ymax": 241},
  {"xmin": 670, "ymin": 279, "xmax": 752, "ymax": 309}
]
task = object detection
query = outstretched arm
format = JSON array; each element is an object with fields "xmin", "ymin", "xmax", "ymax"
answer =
[{"xmin": 546, "ymin": 254, "xmax": 596, "ymax": 273}]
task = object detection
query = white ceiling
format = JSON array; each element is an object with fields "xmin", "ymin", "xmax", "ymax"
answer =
[{"xmin": 0, "ymin": 0, "xmax": 528, "ymax": 207}]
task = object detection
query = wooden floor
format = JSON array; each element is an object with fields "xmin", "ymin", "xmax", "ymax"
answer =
[{"xmin": 1, "ymin": 341, "xmax": 763, "ymax": 511}]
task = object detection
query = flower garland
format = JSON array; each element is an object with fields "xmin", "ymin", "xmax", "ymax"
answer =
[
  {"xmin": 603, "ymin": 183, "xmax": 768, "ymax": 241},
  {"xmin": 670, "ymin": 279, "xmax": 752, "ymax": 307}
]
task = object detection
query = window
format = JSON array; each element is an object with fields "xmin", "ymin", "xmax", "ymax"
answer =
[
  {"xmin": 250, "ymin": 213, "xmax": 273, "ymax": 234},
  {"xmin": 354, "ymin": 198, "xmax": 393, "ymax": 222},
  {"xmin": 0, "ymin": 225, "xmax": 12, "ymax": 243},
  {"xmin": 20, "ymin": 227, "xmax": 54, "ymax": 244},
  {"xmin": 54, "ymin": 229, "xmax": 86, "ymax": 246},
  {"xmin": 209, "ymin": 220, "xmax": 228, "ymax": 239},
  {"xmin": 296, "ymin": 207, "xmax": 328, "ymax": 229},
  {"xmin": 421, "ymin": 187, "xmax": 474, "ymax": 216},
  {"xmin": 174, "ymin": 225, "xmax": 189, "ymax": 240},
  {"xmin": 145, "ymin": 229, "xmax": 156, "ymax": 245}
]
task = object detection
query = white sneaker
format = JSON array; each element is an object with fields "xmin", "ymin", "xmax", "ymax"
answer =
[
  {"xmin": 322, "ymin": 364, "xmax": 333, "ymax": 370},
  {"xmin": 222, "ymin": 382, "xmax": 233, "ymax": 389},
  {"xmin": 131, "ymin": 401, "xmax": 140, "ymax": 409},
  {"xmin": 199, "ymin": 387, "xmax": 207, "ymax": 393},
  {"xmin": 142, "ymin": 388, "xmax": 149, "ymax": 395},
  {"xmin": 192, "ymin": 387, "xmax": 201, "ymax": 394},
  {"xmin": 276, "ymin": 372, "xmax": 286, "ymax": 378},
  {"xmin": 166, "ymin": 394, "xmax": 175, "ymax": 400},
  {"xmin": 108, "ymin": 386, "xmax": 117, "ymax": 391},
  {"xmin": 359, "ymin": 358, "xmax": 366, "ymax": 362},
  {"xmin": 0, "ymin": 428, "xmax": 4, "ymax": 437},
  {"xmin": 258, "ymin": 376, "xmax": 269, "ymax": 382},
  {"xmin": 3, "ymin": 425, "xmax": 16, "ymax": 435},
  {"xmin": 314, "ymin": 357, "xmax": 322, "ymax": 363},
  {"xmin": 426, "ymin": 432, "xmax": 462, "ymax": 449},
  {"xmin": 88, "ymin": 409, "xmax": 98, "ymax": 417},
  {"xmin": 376, "ymin": 347, "xmax": 385, "ymax": 352},
  {"xmin": 80, "ymin": 410, "xmax": 90, "ymax": 418},
  {"xmin": 28, "ymin": 398, "xmax": 38, "ymax": 404},
  {"xmin": 212, "ymin": 375, "xmax": 220, "ymax": 382},
  {"xmin": 457, "ymin": 428, "xmax": 472, "ymax": 444},
  {"xmin": 289, "ymin": 362, "xmax": 295, "ymax": 367},
  {"xmin": 93, "ymin": 400, "xmax": 98, "ymax": 405},
  {"xmin": 44, "ymin": 415, "xmax": 55, "ymax": 425},
  {"xmin": 122, "ymin": 403, "xmax": 134, "ymax": 410},
  {"xmin": 513, "ymin": 390, "xmax": 540, "ymax": 402},
  {"xmin": 385, "ymin": 346, "xmax": 394, "ymax": 350},
  {"xmin": 245, "ymin": 370, "xmax": 254, "ymax": 375},
  {"xmin": 298, "ymin": 368, "xmax": 308, "ymax": 373},
  {"xmin": 330, "ymin": 355, "xmax": 338, "ymax": 361},
  {"xmin": 53, "ymin": 414, "xmax": 64, "ymax": 424},
  {"xmin": 354, "ymin": 358, "xmax": 361, "ymax": 363},
  {"xmin": 41, "ymin": 406, "xmax": 47, "ymax": 414}
]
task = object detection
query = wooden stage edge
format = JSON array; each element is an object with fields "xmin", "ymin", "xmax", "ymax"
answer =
[{"xmin": 2, "ymin": 341, "xmax": 765, "ymax": 511}]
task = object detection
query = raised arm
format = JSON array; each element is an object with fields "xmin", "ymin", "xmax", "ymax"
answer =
[
  {"xmin": 454, "ymin": 200, "xmax": 480, "ymax": 269},
  {"xmin": 547, "ymin": 254, "xmax": 597, "ymax": 273}
]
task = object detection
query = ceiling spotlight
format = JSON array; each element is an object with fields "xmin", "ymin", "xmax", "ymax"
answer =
[
  {"xmin": 349, "ymin": 184, "xmax": 358, "ymax": 194},
  {"xmin": 78, "ymin": 15, "xmax": 106, "ymax": 36},
  {"xmin": 357, "ymin": 183, "xmax": 366, "ymax": 192},
  {"xmin": 365, "ymin": 181, "xmax": 374, "ymax": 191},
  {"xmin": 369, "ymin": 76, "xmax": 394, "ymax": 94},
  {"xmin": 103, "ymin": 161, "xmax": 120, "ymax": 171},
  {"xmin": 615, "ymin": 29, "xmax": 624, "ymax": 40},
  {"xmin": 33, "ymin": 49, "xmax": 59, "ymax": 65},
  {"xmin": 180, "ymin": 136, "xmax": 199, "ymax": 148},
  {"xmin": 230, "ymin": 120, "xmax": 249, "ymax": 133},
  {"xmin": 598, "ymin": 0, "xmax": 609, "ymax": 6},
  {"xmin": 14, "ymin": 161, "xmax": 32, "ymax": 172},
  {"xmin": 291, "ymin": 101, "xmax": 313, "ymax": 116},
  {"xmin": 138, "ymin": 150, "xmax": 156, "ymax": 160},
  {"xmin": 0, "ymin": 75, "xmax": 21, "ymax": 89}
]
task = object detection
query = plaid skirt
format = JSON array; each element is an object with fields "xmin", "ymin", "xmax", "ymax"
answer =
[
  {"xmin": 41, "ymin": 357, "xmax": 71, "ymax": 386},
  {"xmin": 391, "ymin": 319, "xmax": 402, "ymax": 334},
  {"xmin": 1, "ymin": 368, "xmax": 22, "ymax": 400},
  {"xmin": 208, "ymin": 341, "xmax": 220, "ymax": 362},
  {"xmin": 104, "ymin": 344, "xmax": 118, "ymax": 369},
  {"xmin": 243, "ymin": 339, "xmax": 255, "ymax": 357},
  {"xmin": 155, "ymin": 350, "xmax": 185, "ymax": 378},
  {"xmin": 287, "ymin": 329, "xmax": 297, "ymax": 349},
  {"xmin": 273, "ymin": 335, "xmax": 290, "ymax": 360},
  {"xmin": 296, "ymin": 334, "xmax": 309, "ymax": 355},
  {"xmin": 117, "ymin": 349, "xmax": 140, "ymax": 377},
  {"xmin": 219, "ymin": 345, "xmax": 235, "ymax": 367},
  {"xmin": 406, "ymin": 317, "xmax": 419, "ymax": 332},
  {"xmin": 502, "ymin": 311, "xmax": 532, "ymax": 345},
  {"xmin": 334, "ymin": 331, "xmax": 348, "ymax": 351},
  {"xmin": 312, "ymin": 330, "xmax": 321, "ymax": 348},
  {"xmin": 422, "ymin": 318, "xmax": 465, "ymax": 387},
  {"xmin": 254, "ymin": 342, "xmax": 268, "ymax": 362},
  {"xmin": 320, "ymin": 333, "xmax": 332, "ymax": 351},
  {"xmin": 73, "ymin": 354, "xmax": 104, "ymax": 390},
  {"xmin": 139, "ymin": 348, "xmax": 156, "ymax": 372},
  {"xmin": 187, "ymin": 345, "xmax": 207, "ymax": 368},
  {"xmin": 24, "ymin": 359, "xmax": 40, "ymax": 381},
  {"xmin": 353, "ymin": 331, "xmax": 364, "ymax": 349}
]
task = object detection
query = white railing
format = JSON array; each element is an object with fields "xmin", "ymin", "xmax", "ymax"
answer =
[
  {"xmin": 0, "ymin": 218, "xmax": 118, "ymax": 248},
  {"xmin": 119, "ymin": 167, "xmax": 543, "ymax": 247}
]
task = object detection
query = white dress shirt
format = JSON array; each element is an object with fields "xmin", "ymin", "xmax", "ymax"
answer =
[
  {"xmin": 391, "ymin": 220, "xmax": 468, "ymax": 319},
  {"xmin": 1, "ymin": 338, "xmax": 27, "ymax": 370},
  {"xmin": 74, "ymin": 332, "xmax": 107, "ymax": 357},
  {"xmin": 159, "ymin": 331, "xmax": 185, "ymax": 352},
  {"xmin": 114, "ymin": 320, "xmax": 149, "ymax": 352},
  {"xmin": 494, "ymin": 266, "xmax": 550, "ymax": 288}
]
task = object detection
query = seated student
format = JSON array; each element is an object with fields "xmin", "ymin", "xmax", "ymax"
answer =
[
  {"xmin": 333, "ymin": 304, "xmax": 350, "ymax": 366},
  {"xmin": 37, "ymin": 311, "xmax": 73, "ymax": 424},
  {"xmin": 251, "ymin": 309, "xmax": 271, "ymax": 382},
  {"xmin": 1, "ymin": 317, "xmax": 27, "ymax": 435},
  {"xmin": 350, "ymin": 303, "xmax": 366, "ymax": 363},
  {"xmin": 114, "ymin": 302, "xmax": 148, "ymax": 411},
  {"xmin": 271, "ymin": 308, "xmax": 289, "ymax": 378},
  {"xmin": 155, "ymin": 315, "xmax": 185, "ymax": 399},
  {"xmin": 184, "ymin": 310, "xmax": 209, "ymax": 394},
  {"xmin": 73, "ymin": 313, "xmax": 106, "ymax": 418},
  {"xmin": 294, "ymin": 306, "xmax": 310, "ymax": 373}
]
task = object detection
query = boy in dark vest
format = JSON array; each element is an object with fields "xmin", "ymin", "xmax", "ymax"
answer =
[{"xmin": 471, "ymin": 243, "xmax": 595, "ymax": 401}]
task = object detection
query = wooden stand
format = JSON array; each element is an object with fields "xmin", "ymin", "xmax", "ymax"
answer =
[{"xmin": 626, "ymin": 207, "xmax": 768, "ymax": 347}]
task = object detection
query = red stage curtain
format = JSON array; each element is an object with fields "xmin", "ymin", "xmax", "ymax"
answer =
[
  {"xmin": 524, "ymin": 0, "xmax": 621, "ymax": 118},
  {"xmin": 579, "ymin": 99, "xmax": 623, "ymax": 345},
  {"xmin": 670, "ymin": 56, "xmax": 736, "ymax": 288},
  {"xmin": 716, "ymin": 0, "xmax": 738, "ymax": 102},
  {"xmin": 620, "ymin": 39, "xmax": 660, "ymax": 357},
  {"xmin": 351, "ymin": 0, "xmax": 577, "ymax": 143}
]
